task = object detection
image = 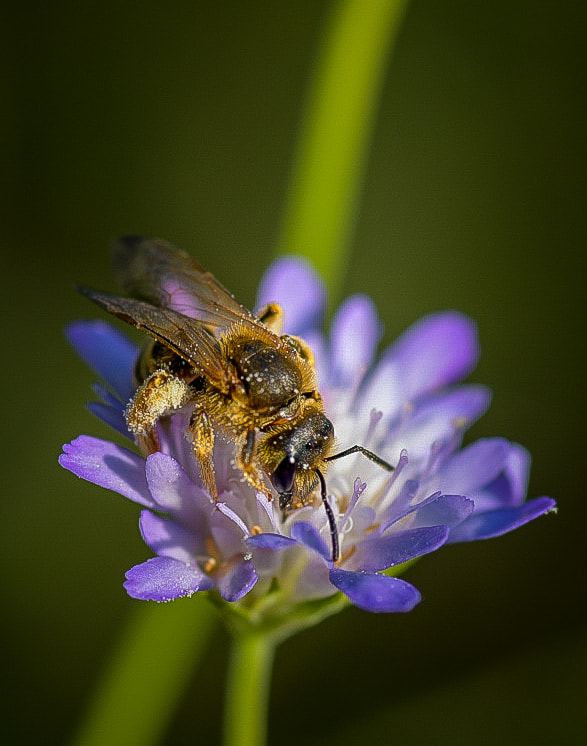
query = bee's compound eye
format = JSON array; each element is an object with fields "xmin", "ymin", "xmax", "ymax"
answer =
[{"xmin": 271, "ymin": 457, "xmax": 296, "ymax": 501}]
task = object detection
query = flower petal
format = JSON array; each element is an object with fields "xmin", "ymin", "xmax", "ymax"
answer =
[
  {"xmin": 473, "ymin": 442, "xmax": 531, "ymax": 510},
  {"xmin": 329, "ymin": 568, "xmax": 421, "ymax": 613},
  {"xmin": 432, "ymin": 438, "xmax": 510, "ymax": 496},
  {"xmin": 329, "ymin": 295, "xmax": 382, "ymax": 385},
  {"xmin": 387, "ymin": 311, "xmax": 479, "ymax": 400},
  {"xmin": 145, "ymin": 452, "xmax": 212, "ymax": 524},
  {"xmin": 217, "ymin": 558, "xmax": 258, "ymax": 602},
  {"xmin": 377, "ymin": 479, "xmax": 420, "ymax": 529},
  {"xmin": 245, "ymin": 533, "xmax": 297, "ymax": 550},
  {"xmin": 123, "ymin": 557, "xmax": 214, "ymax": 601},
  {"xmin": 87, "ymin": 402, "xmax": 130, "ymax": 438},
  {"xmin": 255, "ymin": 256, "xmax": 325, "ymax": 336},
  {"xmin": 409, "ymin": 494, "xmax": 474, "ymax": 530},
  {"xmin": 59, "ymin": 435, "xmax": 156, "ymax": 509},
  {"xmin": 501, "ymin": 442, "xmax": 531, "ymax": 503},
  {"xmin": 395, "ymin": 385, "xmax": 492, "ymax": 467},
  {"xmin": 87, "ymin": 383, "xmax": 131, "ymax": 437},
  {"xmin": 66, "ymin": 320, "xmax": 138, "ymax": 401},
  {"xmin": 350, "ymin": 525, "xmax": 449, "ymax": 572},
  {"xmin": 290, "ymin": 521, "xmax": 331, "ymax": 561},
  {"xmin": 355, "ymin": 356, "xmax": 401, "ymax": 421},
  {"xmin": 448, "ymin": 497, "xmax": 556, "ymax": 542},
  {"xmin": 139, "ymin": 510, "xmax": 204, "ymax": 563},
  {"xmin": 290, "ymin": 555, "xmax": 334, "ymax": 601}
]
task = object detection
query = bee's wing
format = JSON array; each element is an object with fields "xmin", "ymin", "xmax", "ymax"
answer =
[
  {"xmin": 111, "ymin": 235, "xmax": 262, "ymax": 336},
  {"xmin": 78, "ymin": 288, "xmax": 237, "ymax": 389}
]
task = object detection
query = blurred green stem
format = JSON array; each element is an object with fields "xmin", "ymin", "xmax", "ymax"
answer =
[
  {"xmin": 223, "ymin": 631, "xmax": 276, "ymax": 746},
  {"xmin": 70, "ymin": 599, "xmax": 214, "ymax": 746},
  {"xmin": 276, "ymin": 0, "xmax": 409, "ymax": 301}
]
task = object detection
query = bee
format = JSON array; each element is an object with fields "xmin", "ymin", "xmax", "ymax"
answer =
[{"xmin": 79, "ymin": 236, "xmax": 394, "ymax": 561}]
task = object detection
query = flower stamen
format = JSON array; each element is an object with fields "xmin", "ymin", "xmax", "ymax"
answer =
[
  {"xmin": 337, "ymin": 544, "xmax": 356, "ymax": 566},
  {"xmin": 204, "ymin": 557, "xmax": 217, "ymax": 574}
]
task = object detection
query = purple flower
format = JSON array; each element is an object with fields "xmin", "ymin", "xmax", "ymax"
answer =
[{"xmin": 60, "ymin": 257, "xmax": 555, "ymax": 614}]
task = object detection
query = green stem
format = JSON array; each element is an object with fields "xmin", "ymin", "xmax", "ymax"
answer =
[
  {"xmin": 276, "ymin": 0, "xmax": 410, "ymax": 301},
  {"xmin": 70, "ymin": 599, "xmax": 214, "ymax": 746},
  {"xmin": 223, "ymin": 631, "xmax": 276, "ymax": 746}
]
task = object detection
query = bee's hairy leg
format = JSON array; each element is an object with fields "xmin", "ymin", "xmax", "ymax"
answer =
[
  {"xmin": 280, "ymin": 334, "xmax": 316, "ymax": 368},
  {"xmin": 136, "ymin": 429, "xmax": 160, "ymax": 456},
  {"xmin": 238, "ymin": 429, "xmax": 272, "ymax": 498},
  {"xmin": 256, "ymin": 302, "xmax": 283, "ymax": 334},
  {"xmin": 125, "ymin": 369, "xmax": 195, "ymax": 451},
  {"xmin": 189, "ymin": 409, "xmax": 218, "ymax": 500}
]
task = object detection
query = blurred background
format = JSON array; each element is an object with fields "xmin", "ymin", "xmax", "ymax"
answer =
[{"xmin": 2, "ymin": 1, "xmax": 586, "ymax": 744}]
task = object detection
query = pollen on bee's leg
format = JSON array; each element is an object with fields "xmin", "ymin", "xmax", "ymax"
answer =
[
  {"xmin": 126, "ymin": 370, "xmax": 194, "ymax": 433},
  {"xmin": 189, "ymin": 409, "xmax": 218, "ymax": 500}
]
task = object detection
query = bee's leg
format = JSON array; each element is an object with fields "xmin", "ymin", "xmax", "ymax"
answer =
[
  {"xmin": 280, "ymin": 334, "xmax": 316, "ymax": 368},
  {"xmin": 257, "ymin": 303, "xmax": 317, "ymax": 369},
  {"xmin": 256, "ymin": 302, "xmax": 284, "ymax": 334},
  {"xmin": 237, "ymin": 429, "xmax": 272, "ymax": 498},
  {"xmin": 125, "ymin": 370, "xmax": 195, "ymax": 454},
  {"xmin": 189, "ymin": 409, "xmax": 218, "ymax": 500},
  {"xmin": 136, "ymin": 429, "xmax": 160, "ymax": 456}
]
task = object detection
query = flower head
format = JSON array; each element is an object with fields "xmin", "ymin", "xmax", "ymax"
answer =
[{"xmin": 60, "ymin": 256, "xmax": 555, "ymax": 615}]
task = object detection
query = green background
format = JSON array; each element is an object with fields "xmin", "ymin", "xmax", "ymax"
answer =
[{"xmin": 2, "ymin": 1, "xmax": 585, "ymax": 744}]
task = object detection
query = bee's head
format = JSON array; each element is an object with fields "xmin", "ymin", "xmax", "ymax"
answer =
[
  {"xmin": 267, "ymin": 429, "xmax": 341, "ymax": 563},
  {"xmin": 265, "ymin": 409, "xmax": 334, "ymax": 510}
]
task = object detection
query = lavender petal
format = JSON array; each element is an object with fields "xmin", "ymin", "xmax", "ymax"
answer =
[
  {"xmin": 66, "ymin": 320, "xmax": 138, "ymax": 401},
  {"xmin": 395, "ymin": 385, "xmax": 492, "ymax": 466},
  {"xmin": 386, "ymin": 311, "xmax": 479, "ymax": 400},
  {"xmin": 245, "ymin": 533, "xmax": 297, "ymax": 550},
  {"xmin": 145, "ymin": 452, "xmax": 212, "ymax": 524},
  {"xmin": 87, "ymin": 402, "xmax": 130, "ymax": 437},
  {"xmin": 330, "ymin": 568, "xmax": 422, "ymax": 613},
  {"xmin": 448, "ymin": 497, "xmax": 556, "ymax": 542},
  {"xmin": 290, "ymin": 521, "xmax": 331, "ymax": 561},
  {"xmin": 123, "ymin": 557, "xmax": 214, "ymax": 601},
  {"xmin": 409, "ymin": 494, "xmax": 474, "ymax": 530},
  {"xmin": 432, "ymin": 438, "xmax": 511, "ymax": 496},
  {"xmin": 59, "ymin": 435, "xmax": 157, "ymax": 509},
  {"xmin": 217, "ymin": 558, "xmax": 258, "ymax": 602},
  {"xmin": 329, "ymin": 294, "xmax": 382, "ymax": 385},
  {"xmin": 255, "ymin": 256, "xmax": 325, "ymax": 336},
  {"xmin": 473, "ymin": 442, "xmax": 531, "ymax": 511},
  {"xmin": 350, "ymin": 525, "xmax": 449, "ymax": 572},
  {"xmin": 139, "ymin": 510, "xmax": 203, "ymax": 563}
]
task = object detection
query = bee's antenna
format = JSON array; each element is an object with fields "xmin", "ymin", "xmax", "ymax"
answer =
[
  {"xmin": 315, "ymin": 469, "xmax": 339, "ymax": 562},
  {"xmin": 325, "ymin": 445, "xmax": 394, "ymax": 471}
]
